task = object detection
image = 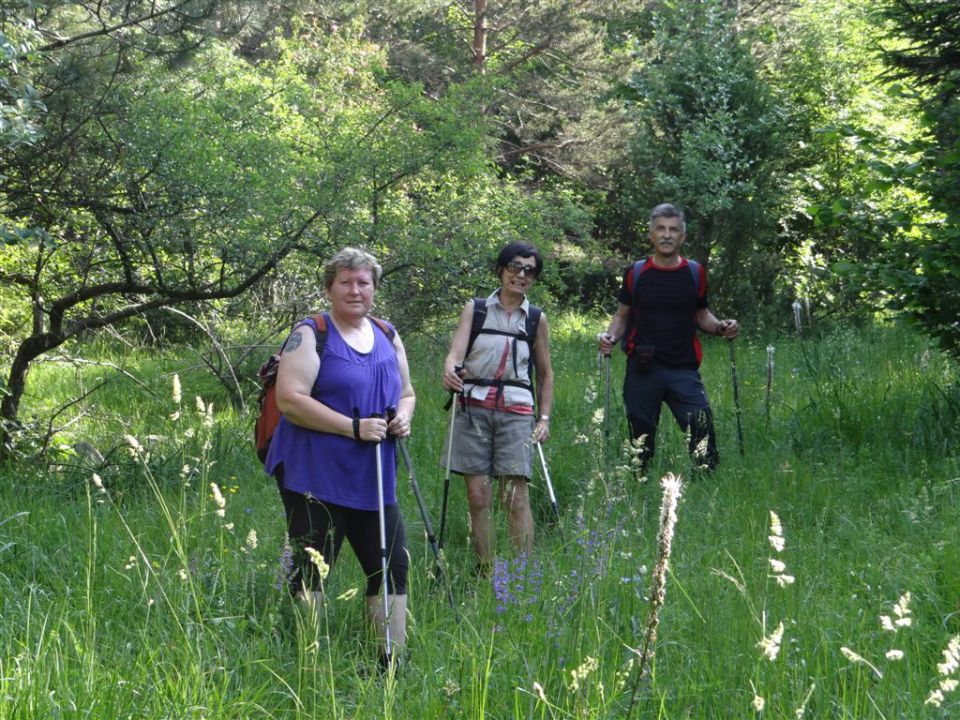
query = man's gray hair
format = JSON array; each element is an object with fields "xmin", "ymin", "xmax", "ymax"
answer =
[
  {"xmin": 649, "ymin": 203, "xmax": 686, "ymax": 233},
  {"xmin": 323, "ymin": 247, "xmax": 383, "ymax": 290}
]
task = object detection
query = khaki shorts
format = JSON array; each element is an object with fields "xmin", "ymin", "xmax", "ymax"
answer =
[{"xmin": 442, "ymin": 405, "xmax": 535, "ymax": 478}]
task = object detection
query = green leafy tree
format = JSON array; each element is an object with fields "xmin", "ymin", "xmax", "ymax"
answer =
[
  {"xmin": 755, "ymin": 0, "xmax": 920, "ymax": 322},
  {"xmin": 351, "ymin": 0, "xmax": 635, "ymax": 184},
  {"xmin": 226, "ymin": 2, "xmax": 636, "ymax": 314},
  {"xmin": 0, "ymin": 11, "xmax": 486, "ymax": 453},
  {"xmin": 874, "ymin": 0, "xmax": 960, "ymax": 358},
  {"xmin": 615, "ymin": 0, "xmax": 787, "ymax": 314},
  {"xmin": 0, "ymin": 4, "xmax": 44, "ymax": 150}
]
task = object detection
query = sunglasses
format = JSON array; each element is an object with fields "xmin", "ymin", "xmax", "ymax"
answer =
[{"xmin": 506, "ymin": 260, "xmax": 538, "ymax": 277}]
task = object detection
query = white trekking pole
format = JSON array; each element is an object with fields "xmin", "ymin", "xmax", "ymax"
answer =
[
  {"xmin": 371, "ymin": 411, "xmax": 392, "ymax": 660},
  {"xmin": 536, "ymin": 442, "xmax": 562, "ymax": 538}
]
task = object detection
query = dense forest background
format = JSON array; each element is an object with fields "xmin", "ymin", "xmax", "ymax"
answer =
[
  {"xmin": 3, "ymin": 5, "xmax": 960, "ymax": 717},
  {"xmin": 2, "ymin": 0, "xmax": 958, "ymax": 455}
]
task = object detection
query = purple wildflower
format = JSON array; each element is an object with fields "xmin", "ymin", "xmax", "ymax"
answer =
[{"xmin": 492, "ymin": 552, "xmax": 542, "ymax": 616}]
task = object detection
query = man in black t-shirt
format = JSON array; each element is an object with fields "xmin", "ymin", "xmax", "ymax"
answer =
[{"xmin": 598, "ymin": 203, "xmax": 739, "ymax": 470}]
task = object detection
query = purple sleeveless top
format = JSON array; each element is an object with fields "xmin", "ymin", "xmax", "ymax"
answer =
[{"xmin": 264, "ymin": 314, "xmax": 401, "ymax": 510}]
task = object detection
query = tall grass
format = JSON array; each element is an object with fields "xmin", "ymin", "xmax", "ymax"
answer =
[{"xmin": 0, "ymin": 319, "xmax": 958, "ymax": 718}]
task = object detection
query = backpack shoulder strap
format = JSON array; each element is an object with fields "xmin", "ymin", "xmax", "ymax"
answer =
[
  {"xmin": 369, "ymin": 315, "xmax": 396, "ymax": 343},
  {"xmin": 621, "ymin": 259, "xmax": 651, "ymax": 354},
  {"xmin": 525, "ymin": 304, "xmax": 542, "ymax": 383},
  {"xmin": 463, "ymin": 297, "xmax": 488, "ymax": 361},
  {"xmin": 525, "ymin": 305, "xmax": 542, "ymax": 351},
  {"xmin": 686, "ymin": 259, "xmax": 704, "ymax": 297},
  {"xmin": 311, "ymin": 313, "xmax": 328, "ymax": 355},
  {"xmin": 299, "ymin": 314, "xmax": 329, "ymax": 395},
  {"xmin": 626, "ymin": 259, "xmax": 647, "ymax": 304}
]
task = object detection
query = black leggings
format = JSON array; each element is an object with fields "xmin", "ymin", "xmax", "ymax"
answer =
[{"xmin": 278, "ymin": 475, "xmax": 408, "ymax": 597}]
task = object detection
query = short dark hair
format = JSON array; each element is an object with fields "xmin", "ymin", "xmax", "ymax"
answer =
[
  {"xmin": 495, "ymin": 242, "xmax": 543, "ymax": 277},
  {"xmin": 649, "ymin": 203, "xmax": 686, "ymax": 233}
]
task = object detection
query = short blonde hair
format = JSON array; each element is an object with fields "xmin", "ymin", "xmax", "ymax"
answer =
[{"xmin": 323, "ymin": 247, "xmax": 383, "ymax": 290}]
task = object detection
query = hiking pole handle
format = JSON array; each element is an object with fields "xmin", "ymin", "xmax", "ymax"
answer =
[
  {"xmin": 369, "ymin": 411, "xmax": 386, "ymax": 444},
  {"xmin": 597, "ymin": 331, "xmax": 615, "ymax": 358}
]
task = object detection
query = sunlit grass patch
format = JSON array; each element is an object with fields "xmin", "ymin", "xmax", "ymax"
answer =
[{"xmin": 1, "ymin": 321, "xmax": 958, "ymax": 718}]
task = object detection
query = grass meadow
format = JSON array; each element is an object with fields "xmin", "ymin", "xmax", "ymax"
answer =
[{"xmin": 1, "ymin": 316, "xmax": 958, "ymax": 719}]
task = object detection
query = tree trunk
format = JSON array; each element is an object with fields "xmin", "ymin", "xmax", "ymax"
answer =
[
  {"xmin": 0, "ymin": 332, "xmax": 61, "ymax": 457},
  {"xmin": 472, "ymin": 0, "xmax": 488, "ymax": 72}
]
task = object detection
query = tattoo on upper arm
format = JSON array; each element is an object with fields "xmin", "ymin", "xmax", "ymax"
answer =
[{"xmin": 283, "ymin": 332, "xmax": 304, "ymax": 353}]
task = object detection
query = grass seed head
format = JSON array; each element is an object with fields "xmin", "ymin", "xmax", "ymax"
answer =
[
  {"xmin": 841, "ymin": 646, "xmax": 883, "ymax": 679},
  {"xmin": 568, "ymin": 655, "xmax": 598, "ymax": 692},
  {"xmin": 757, "ymin": 621, "xmax": 785, "ymax": 662},
  {"xmin": 209, "ymin": 482, "xmax": 226, "ymax": 517},
  {"xmin": 305, "ymin": 547, "xmax": 330, "ymax": 580},
  {"xmin": 769, "ymin": 511, "xmax": 783, "ymax": 538},
  {"xmin": 774, "ymin": 574, "xmax": 795, "ymax": 587},
  {"xmin": 937, "ymin": 635, "xmax": 960, "ymax": 677},
  {"xmin": 124, "ymin": 434, "xmax": 143, "ymax": 456},
  {"xmin": 533, "ymin": 681, "xmax": 547, "ymax": 703}
]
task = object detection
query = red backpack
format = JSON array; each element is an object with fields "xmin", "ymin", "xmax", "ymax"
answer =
[{"xmin": 254, "ymin": 313, "xmax": 395, "ymax": 463}]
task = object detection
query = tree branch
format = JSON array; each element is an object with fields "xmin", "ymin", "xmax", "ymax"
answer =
[
  {"xmin": 34, "ymin": 0, "xmax": 204, "ymax": 54},
  {"xmin": 160, "ymin": 306, "xmax": 246, "ymax": 412}
]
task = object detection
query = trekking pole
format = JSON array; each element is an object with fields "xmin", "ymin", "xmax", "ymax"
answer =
[
  {"xmin": 765, "ymin": 345, "xmax": 774, "ymax": 420},
  {"xmin": 536, "ymin": 442, "xmax": 563, "ymax": 537},
  {"xmin": 370, "ymin": 412, "xmax": 392, "ymax": 659},
  {"xmin": 602, "ymin": 351, "xmax": 611, "ymax": 442},
  {"xmin": 602, "ymin": 350, "xmax": 612, "ymax": 474},
  {"xmin": 387, "ymin": 407, "xmax": 458, "ymax": 615},
  {"xmin": 727, "ymin": 340, "xmax": 745, "ymax": 456},
  {"xmin": 438, "ymin": 368, "xmax": 461, "ymax": 550}
]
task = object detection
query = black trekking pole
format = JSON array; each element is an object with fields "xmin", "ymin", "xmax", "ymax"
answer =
[
  {"xmin": 601, "ymin": 350, "xmax": 612, "ymax": 476},
  {"xmin": 602, "ymin": 351, "xmax": 612, "ymax": 442},
  {"xmin": 728, "ymin": 340, "xmax": 745, "ymax": 456},
  {"xmin": 438, "ymin": 368, "xmax": 461, "ymax": 550},
  {"xmin": 387, "ymin": 408, "xmax": 458, "ymax": 615}
]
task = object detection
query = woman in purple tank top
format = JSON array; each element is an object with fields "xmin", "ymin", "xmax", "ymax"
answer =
[{"xmin": 265, "ymin": 247, "xmax": 415, "ymax": 666}]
